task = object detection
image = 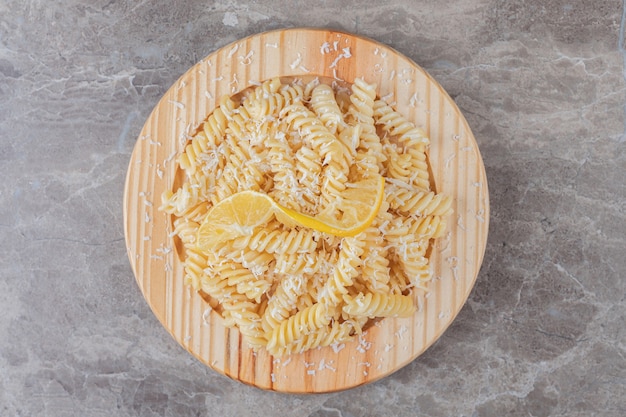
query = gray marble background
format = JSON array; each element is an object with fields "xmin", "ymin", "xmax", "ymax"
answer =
[{"xmin": 1, "ymin": 1, "xmax": 625, "ymax": 416}]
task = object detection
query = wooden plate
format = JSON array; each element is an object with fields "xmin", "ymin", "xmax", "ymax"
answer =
[{"xmin": 123, "ymin": 28, "xmax": 489, "ymax": 393}]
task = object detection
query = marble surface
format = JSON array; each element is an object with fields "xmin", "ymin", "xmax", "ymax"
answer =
[{"xmin": 1, "ymin": 0, "xmax": 625, "ymax": 416}]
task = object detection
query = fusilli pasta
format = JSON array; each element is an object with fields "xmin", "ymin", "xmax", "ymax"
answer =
[{"xmin": 160, "ymin": 77, "xmax": 452, "ymax": 355}]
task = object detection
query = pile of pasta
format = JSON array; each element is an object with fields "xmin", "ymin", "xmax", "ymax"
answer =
[{"xmin": 160, "ymin": 77, "xmax": 452, "ymax": 356}]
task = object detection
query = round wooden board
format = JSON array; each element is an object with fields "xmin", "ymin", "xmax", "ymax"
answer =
[{"xmin": 123, "ymin": 28, "xmax": 489, "ymax": 393}]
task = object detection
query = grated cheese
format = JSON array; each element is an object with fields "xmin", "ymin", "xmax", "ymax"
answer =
[
  {"xmin": 318, "ymin": 358, "xmax": 336, "ymax": 372},
  {"xmin": 394, "ymin": 325, "xmax": 407, "ymax": 340},
  {"xmin": 289, "ymin": 53, "xmax": 302, "ymax": 69},
  {"xmin": 227, "ymin": 43, "xmax": 239, "ymax": 58},
  {"xmin": 457, "ymin": 214, "xmax": 466, "ymax": 231},
  {"xmin": 239, "ymin": 50, "xmax": 254, "ymax": 65},
  {"xmin": 229, "ymin": 74, "xmax": 239, "ymax": 93},
  {"xmin": 328, "ymin": 47, "xmax": 352, "ymax": 69},
  {"xmin": 156, "ymin": 245, "xmax": 172, "ymax": 255},
  {"xmin": 381, "ymin": 92, "xmax": 394, "ymax": 102},
  {"xmin": 330, "ymin": 342, "xmax": 345, "ymax": 353},
  {"xmin": 356, "ymin": 333, "xmax": 372, "ymax": 353},
  {"xmin": 202, "ymin": 307, "xmax": 212, "ymax": 325},
  {"xmin": 168, "ymin": 100, "xmax": 185, "ymax": 110},
  {"xmin": 444, "ymin": 152, "xmax": 456, "ymax": 168}
]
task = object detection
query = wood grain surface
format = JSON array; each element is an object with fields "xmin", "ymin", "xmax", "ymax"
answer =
[{"xmin": 123, "ymin": 28, "xmax": 489, "ymax": 393}]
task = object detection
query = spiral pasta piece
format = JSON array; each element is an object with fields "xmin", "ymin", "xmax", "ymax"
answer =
[
  {"xmin": 272, "ymin": 247, "xmax": 334, "ymax": 277},
  {"xmin": 282, "ymin": 103, "xmax": 346, "ymax": 165},
  {"xmin": 278, "ymin": 82, "xmax": 305, "ymax": 107},
  {"xmin": 242, "ymin": 78, "xmax": 282, "ymax": 118},
  {"xmin": 267, "ymin": 128, "xmax": 300, "ymax": 209},
  {"xmin": 211, "ymin": 164, "xmax": 240, "ymax": 204},
  {"xmin": 342, "ymin": 292, "xmax": 416, "ymax": 318},
  {"xmin": 202, "ymin": 96, "xmax": 235, "ymax": 146},
  {"xmin": 397, "ymin": 254, "xmax": 432, "ymax": 290},
  {"xmin": 178, "ymin": 131, "xmax": 210, "ymax": 176},
  {"xmin": 268, "ymin": 320, "xmax": 355, "ymax": 356},
  {"xmin": 407, "ymin": 215, "xmax": 448, "ymax": 240},
  {"xmin": 387, "ymin": 227, "xmax": 432, "ymax": 290},
  {"xmin": 347, "ymin": 78, "xmax": 385, "ymax": 168},
  {"xmin": 382, "ymin": 142, "xmax": 413, "ymax": 183},
  {"xmin": 160, "ymin": 182, "xmax": 201, "ymax": 217},
  {"xmin": 374, "ymin": 99, "xmax": 431, "ymax": 190},
  {"xmin": 211, "ymin": 134, "xmax": 266, "ymax": 204},
  {"xmin": 386, "ymin": 184, "xmax": 453, "ymax": 217},
  {"xmin": 303, "ymin": 77, "xmax": 320, "ymax": 100},
  {"xmin": 199, "ymin": 253, "xmax": 238, "ymax": 301},
  {"xmin": 221, "ymin": 292, "xmax": 266, "ymax": 349},
  {"xmin": 347, "ymin": 78, "xmax": 376, "ymax": 123},
  {"xmin": 261, "ymin": 274, "xmax": 309, "ymax": 333},
  {"xmin": 319, "ymin": 236, "xmax": 366, "ymax": 306},
  {"xmin": 173, "ymin": 217, "xmax": 199, "ymax": 246},
  {"xmin": 244, "ymin": 226, "xmax": 319, "ymax": 255},
  {"xmin": 310, "ymin": 83, "xmax": 344, "ymax": 134},
  {"xmin": 358, "ymin": 226, "xmax": 391, "ymax": 293},
  {"xmin": 283, "ymin": 103, "xmax": 352, "ymax": 207},
  {"xmin": 219, "ymin": 260, "xmax": 272, "ymax": 302},
  {"xmin": 266, "ymin": 302, "xmax": 332, "ymax": 350},
  {"xmin": 405, "ymin": 146, "xmax": 431, "ymax": 191},
  {"xmin": 179, "ymin": 95, "xmax": 234, "ymax": 174},
  {"xmin": 184, "ymin": 246, "xmax": 208, "ymax": 290},
  {"xmin": 179, "ymin": 201, "xmax": 210, "ymax": 223},
  {"xmin": 293, "ymin": 146, "xmax": 322, "ymax": 212},
  {"xmin": 373, "ymin": 99, "xmax": 429, "ymax": 147},
  {"xmin": 226, "ymin": 106, "xmax": 254, "ymax": 142}
]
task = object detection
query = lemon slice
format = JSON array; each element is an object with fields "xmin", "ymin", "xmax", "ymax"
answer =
[
  {"xmin": 197, "ymin": 175, "xmax": 385, "ymax": 251},
  {"xmin": 197, "ymin": 190, "xmax": 275, "ymax": 251},
  {"xmin": 278, "ymin": 175, "xmax": 385, "ymax": 237}
]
